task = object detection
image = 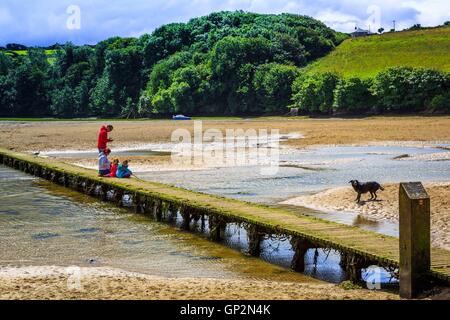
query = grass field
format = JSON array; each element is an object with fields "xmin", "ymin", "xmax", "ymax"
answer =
[
  {"xmin": 5, "ymin": 49, "xmax": 57, "ymax": 55},
  {"xmin": 304, "ymin": 26, "xmax": 450, "ymax": 78},
  {"xmin": 1, "ymin": 49, "xmax": 58, "ymax": 64}
]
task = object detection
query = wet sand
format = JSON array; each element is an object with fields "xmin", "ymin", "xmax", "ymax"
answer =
[
  {"xmin": 281, "ymin": 182, "xmax": 450, "ymax": 250},
  {"xmin": 1, "ymin": 116, "xmax": 450, "ymax": 153},
  {"xmin": 2, "ymin": 116, "xmax": 448, "ymax": 173},
  {"xmin": 0, "ymin": 265, "xmax": 401, "ymax": 300}
]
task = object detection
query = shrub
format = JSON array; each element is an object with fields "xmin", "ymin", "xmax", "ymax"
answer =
[
  {"xmin": 291, "ymin": 72, "xmax": 339, "ymax": 114},
  {"xmin": 253, "ymin": 63, "xmax": 300, "ymax": 113},
  {"xmin": 373, "ymin": 67, "xmax": 449, "ymax": 112},
  {"xmin": 333, "ymin": 77, "xmax": 375, "ymax": 113},
  {"xmin": 430, "ymin": 94, "xmax": 450, "ymax": 111}
]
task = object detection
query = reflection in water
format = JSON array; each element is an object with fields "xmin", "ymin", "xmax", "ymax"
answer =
[
  {"xmin": 0, "ymin": 165, "xmax": 313, "ymax": 283},
  {"xmin": 0, "ymin": 162, "xmax": 400, "ymax": 286},
  {"xmin": 276, "ymin": 204, "xmax": 399, "ymax": 237}
]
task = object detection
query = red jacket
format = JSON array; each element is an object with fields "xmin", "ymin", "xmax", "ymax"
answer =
[
  {"xmin": 98, "ymin": 125, "xmax": 111, "ymax": 149},
  {"xmin": 108, "ymin": 164, "xmax": 118, "ymax": 177}
]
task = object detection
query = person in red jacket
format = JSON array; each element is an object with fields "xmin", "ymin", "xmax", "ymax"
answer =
[
  {"xmin": 106, "ymin": 159, "xmax": 119, "ymax": 178},
  {"xmin": 98, "ymin": 124, "xmax": 114, "ymax": 153}
]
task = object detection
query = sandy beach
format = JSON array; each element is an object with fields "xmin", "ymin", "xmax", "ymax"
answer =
[
  {"xmin": 281, "ymin": 182, "xmax": 450, "ymax": 250},
  {"xmin": 1, "ymin": 117, "xmax": 450, "ymax": 153},
  {"xmin": 0, "ymin": 265, "xmax": 403, "ymax": 300},
  {"xmin": 1, "ymin": 116, "xmax": 449, "ymax": 173},
  {"xmin": 1, "ymin": 117, "xmax": 449, "ymax": 300}
]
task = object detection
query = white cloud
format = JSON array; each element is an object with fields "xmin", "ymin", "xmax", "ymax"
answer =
[
  {"xmin": 315, "ymin": 10, "xmax": 360, "ymax": 32},
  {"xmin": 0, "ymin": 0, "xmax": 448, "ymax": 46},
  {"xmin": 402, "ymin": 0, "xmax": 450, "ymax": 26}
]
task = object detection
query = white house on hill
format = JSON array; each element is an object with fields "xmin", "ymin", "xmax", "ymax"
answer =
[{"xmin": 351, "ymin": 27, "xmax": 374, "ymax": 38}]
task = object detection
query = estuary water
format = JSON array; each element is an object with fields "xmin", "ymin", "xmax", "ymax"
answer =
[{"xmin": 0, "ymin": 165, "xmax": 318, "ymax": 283}]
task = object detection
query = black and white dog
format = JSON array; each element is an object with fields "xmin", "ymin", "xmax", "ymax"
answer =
[{"xmin": 349, "ymin": 180, "xmax": 384, "ymax": 203}]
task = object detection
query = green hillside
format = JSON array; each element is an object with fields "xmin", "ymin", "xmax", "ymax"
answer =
[
  {"xmin": 1, "ymin": 11, "xmax": 346, "ymax": 117},
  {"xmin": 305, "ymin": 26, "xmax": 450, "ymax": 78},
  {"xmin": 1, "ymin": 49, "xmax": 58, "ymax": 63}
]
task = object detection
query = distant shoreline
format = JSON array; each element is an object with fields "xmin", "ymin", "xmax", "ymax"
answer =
[{"xmin": 2, "ymin": 114, "xmax": 450, "ymax": 122}]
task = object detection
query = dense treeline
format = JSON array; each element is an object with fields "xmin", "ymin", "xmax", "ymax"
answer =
[
  {"xmin": 293, "ymin": 67, "xmax": 450, "ymax": 115},
  {"xmin": 0, "ymin": 11, "xmax": 346, "ymax": 117},
  {"xmin": 1, "ymin": 11, "xmax": 448, "ymax": 118}
]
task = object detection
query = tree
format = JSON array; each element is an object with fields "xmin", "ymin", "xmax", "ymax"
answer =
[
  {"xmin": 293, "ymin": 27, "xmax": 335, "ymax": 62},
  {"xmin": 151, "ymin": 88, "xmax": 173, "ymax": 113},
  {"xmin": 430, "ymin": 93, "xmax": 450, "ymax": 111},
  {"xmin": 6, "ymin": 52, "xmax": 50, "ymax": 116},
  {"xmin": 333, "ymin": 78, "xmax": 375, "ymax": 113},
  {"xmin": 0, "ymin": 52, "xmax": 12, "ymax": 76},
  {"xmin": 50, "ymin": 86, "xmax": 75, "ymax": 117},
  {"xmin": 291, "ymin": 75, "xmax": 319, "ymax": 113},
  {"xmin": 146, "ymin": 51, "xmax": 193, "ymax": 96},
  {"xmin": 210, "ymin": 36, "xmax": 275, "ymax": 113},
  {"xmin": 408, "ymin": 24, "xmax": 423, "ymax": 30},
  {"xmin": 373, "ymin": 67, "xmax": 449, "ymax": 112},
  {"xmin": 102, "ymin": 44, "xmax": 143, "ymax": 114},
  {"xmin": 0, "ymin": 11, "xmax": 348, "ymax": 117},
  {"xmin": 253, "ymin": 63, "xmax": 300, "ymax": 113},
  {"xmin": 291, "ymin": 72, "xmax": 340, "ymax": 114},
  {"xmin": 6, "ymin": 43, "xmax": 27, "ymax": 50},
  {"xmin": 90, "ymin": 73, "xmax": 114, "ymax": 115}
]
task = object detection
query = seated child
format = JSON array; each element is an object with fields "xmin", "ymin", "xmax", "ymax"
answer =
[
  {"xmin": 107, "ymin": 159, "xmax": 119, "ymax": 177},
  {"xmin": 116, "ymin": 159, "xmax": 132, "ymax": 178},
  {"xmin": 98, "ymin": 148, "xmax": 111, "ymax": 176}
]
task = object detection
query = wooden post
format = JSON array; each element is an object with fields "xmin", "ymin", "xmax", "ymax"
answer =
[
  {"xmin": 399, "ymin": 182, "xmax": 430, "ymax": 299},
  {"xmin": 200, "ymin": 214, "xmax": 206, "ymax": 232},
  {"xmin": 154, "ymin": 200, "xmax": 162, "ymax": 221},
  {"xmin": 247, "ymin": 225, "xmax": 262, "ymax": 257},
  {"xmin": 291, "ymin": 238, "xmax": 313, "ymax": 272},
  {"xmin": 168, "ymin": 204, "xmax": 178, "ymax": 223},
  {"xmin": 114, "ymin": 189, "xmax": 124, "ymax": 207},
  {"xmin": 181, "ymin": 209, "xmax": 191, "ymax": 230},
  {"xmin": 343, "ymin": 254, "xmax": 366, "ymax": 283},
  {"xmin": 134, "ymin": 193, "xmax": 142, "ymax": 214},
  {"xmin": 209, "ymin": 215, "xmax": 225, "ymax": 242},
  {"xmin": 100, "ymin": 184, "xmax": 108, "ymax": 201}
]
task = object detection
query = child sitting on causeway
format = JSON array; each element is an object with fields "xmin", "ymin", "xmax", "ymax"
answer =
[
  {"xmin": 116, "ymin": 159, "xmax": 132, "ymax": 178},
  {"xmin": 107, "ymin": 159, "xmax": 119, "ymax": 178},
  {"xmin": 98, "ymin": 148, "xmax": 111, "ymax": 176}
]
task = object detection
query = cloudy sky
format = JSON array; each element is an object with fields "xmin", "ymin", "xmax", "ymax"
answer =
[{"xmin": 1, "ymin": 0, "xmax": 449, "ymax": 46}]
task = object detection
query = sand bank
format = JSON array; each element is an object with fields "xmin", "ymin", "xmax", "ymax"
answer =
[
  {"xmin": 2, "ymin": 117, "xmax": 450, "ymax": 153},
  {"xmin": 1, "ymin": 117, "xmax": 449, "ymax": 173},
  {"xmin": 280, "ymin": 182, "xmax": 450, "ymax": 250},
  {"xmin": 394, "ymin": 151, "xmax": 450, "ymax": 162},
  {"xmin": 0, "ymin": 265, "xmax": 401, "ymax": 300}
]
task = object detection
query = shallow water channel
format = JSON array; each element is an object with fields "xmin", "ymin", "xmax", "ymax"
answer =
[
  {"xmin": 0, "ymin": 165, "xmax": 326, "ymax": 284},
  {"xmin": 12, "ymin": 144, "xmax": 449, "ymax": 286},
  {"xmin": 0, "ymin": 164, "xmax": 403, "ymax": 286},
  {"xmin": 142, "ymin": 145, "xmax": 450, "ymax": 203}
]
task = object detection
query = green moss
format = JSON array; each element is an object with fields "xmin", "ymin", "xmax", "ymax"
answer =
[{"xmin": 339, "ymin": 280, "xmax": 364, "ymax": 290}]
